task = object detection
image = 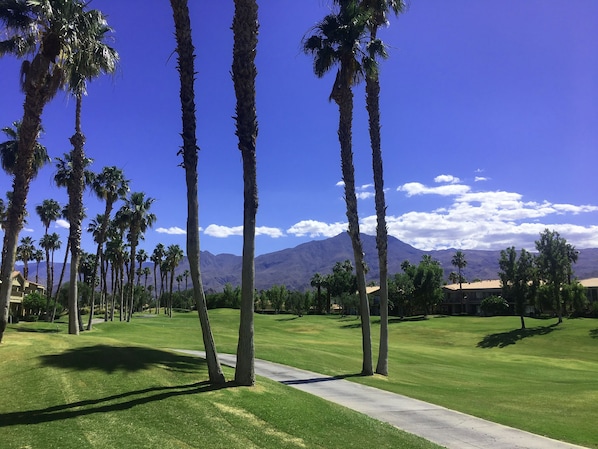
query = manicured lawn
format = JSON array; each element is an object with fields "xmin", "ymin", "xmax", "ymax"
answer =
[
  {"xmin": 0, "ymin": 317, "xmax": 439, "ymax": 449},
  {"xmin": 2, "ymin": 311, "xmax": 597, "ymax": 448}
]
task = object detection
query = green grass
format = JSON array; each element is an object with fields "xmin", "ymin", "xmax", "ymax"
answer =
[
  {"xmin": 3, "ymin": 311, "xmax": 598, "ymax": 448},
  {"xmin": 0, "ymin": 317, "xmax": 440, "ymax": 449}
]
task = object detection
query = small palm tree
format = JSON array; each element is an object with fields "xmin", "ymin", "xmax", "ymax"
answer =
[
  {"xmin": 303, "ymin": 0, "xmax": 374, "ymax": 375},
  {"xmin": 39, "ymin": 232, "xmax": 61, "ymax": 314},
  {"xmin": 451, "ymin": 250, "xmax": 468, "ymax": 313},
  {"xmin": 16, "ymin": 236, "xmax": 36, "ymax": 280},
  {"xmin": 151, "ymin": 243, "xmax": 165, "ymax": 314},
  {"xmin": 164, "ymin": 244, "xmax": 183, "ymax": 318},
  {"xmin": 33, "ymin": 248, "xmax": 44, "ymax": 283},
  {"xmin": 35, "ymin": 198, "xmax": 61, "ymax": 317},
  {"xmin": 0, "ymin": 121, "xmax": 49, "ymax": 176}
]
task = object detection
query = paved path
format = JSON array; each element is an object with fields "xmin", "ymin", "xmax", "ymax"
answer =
[{"xmin": 173, "ymin": 350, "xmax": 589, "ymax": 449}]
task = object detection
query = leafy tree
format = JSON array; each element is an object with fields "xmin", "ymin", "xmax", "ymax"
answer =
[
  {"xmin": 451, "ymin": 250, "xmax": 468, "ymax": 313},
  {"xmin": 404, "ymin": 256, "xmax": 444, "ymax": 315},
  {"xmin": 480, "ymin": 295, "xmax": 509, "ymax": 316},
  {"xmin": 23, "ymin": 290, "xmax": 46, "ymax": 317},
  {"xmin": 535, "ymin": 229, "xmax": 578, "ymax": 324},
  {"xmin": 498, "ymin": 247, "xmax": 536, "ymax": 329},
  {"xmin": 389, "ymin": 269, "xmax": 413, "ymax": 318},
  {"xmin": 231, "ymin": 0, "xmax": 260, "ymax": 387},
  {"xmin": 303, "ymin": 0, "xmax": 373, "ymax": 375},
  {"xmin": 562, "ymin": 280, "xmax": 589, "ymax": 316},
  {"xmin": 327, "ymin": 260, "xmax": 358, "ymax": 304}
]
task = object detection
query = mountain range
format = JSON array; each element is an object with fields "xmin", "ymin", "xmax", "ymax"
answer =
[{"xmin": 27, "ymin": 233, "xmax": 598, "ymax": 293}]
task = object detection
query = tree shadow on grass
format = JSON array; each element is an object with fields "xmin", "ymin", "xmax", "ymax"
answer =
[
  {"xmin": 39, "ymin": 345, "xmax": 207, "ymax": 374},
  {"xmin": 281, "ymin": 372, "xmax": 365, "ymax": 386},
  {"xmin": 276, "ymin": 316, "xmax": 300, "ymax": 322},
  {"xmin": 477, "ymin": 323, "xmax": 560, "ymax": 349},
  {"xmin": 589, "ymin": 329, "xmax": 598, "ymax": 339},
  {"xmin": 0, "ymin": 380, "xmax": 234, "ymax": 427},
  {"xmin": 15, "ymin": 327, "xmax": 61, "ymax": 334}
]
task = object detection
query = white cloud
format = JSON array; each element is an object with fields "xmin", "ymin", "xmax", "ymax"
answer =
[
  {"xmin": 398, "ymin": 182, "xmax": 471, "ymax": 197},
  {"xmin": 474, "ymin": 176, "xmax": 488, "ymax": 182},
  {"xmin": 55, "ymin": 219, "xmax": 69, "ymax": 229},
  {"xmin": 287, "ymin": 220, "xmax": 347, "ymax": 238},
  {"xmin": 357, "ymin": 191, "xmax": 375, "ymax": 200},
  {"xmin": 23, "ymin": 227, "xmax": 34, "ymax": 233},
  {"xmin": 203, "ymin": 224, "xmax": 284, "ymax": 238},
  {"xmin": 335, "ymin": 180, "xmax": 345, "ymax": 187},
  {"xmin": 434, "ymin": 174, "xmax": 460, "ymax": 184},
  {"xmin": 156, "ymin": 226, "xmax": 186, "ymax": 235},
  {"xmin": 256, "ymin": 226, "xmax": 285, "ymax": 238}
]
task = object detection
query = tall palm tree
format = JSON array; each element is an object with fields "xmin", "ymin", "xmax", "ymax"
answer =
[
  {"xmin": 151, "ymin": 243, "xmax": 165, "ymax": 314},
  {"xmin": 169, "ymin": 0, "xmax": 225, "ymax": 384},
  {"xmin": 303, "ymin": 0, "xmax": 374, "ymax": 375},
  {"xmin": 231, "ymin": 0, "xmax": 259, "ymax": 387},
  {"xmin": 120, "ymin": 192, "xmax": 155, "ymax": 322},
  {"xmin": 451, "ymin": 250, "xmax": 467, "ymax": 313},
  {"xmin": 16, "ymin": 236, "xmax": 35, "ymax": 279},
  {"xmin": 164, "ymin": 244, "xmax": 183, "ymax": 318},
  {"xmin": 35, "ymin": 198, "xmax": 61, "ymax": 318},
  {"xmin": 86, "ymin": 166, "xmax": 128, "ymax": 329},
  {"xmin": 359, "ymin": 0, "xmax": 406, "ymax": 376},
  {"xmin": 0, "ymin": 0, "xmax": 92, "ymax": 343},
  {"xmin": 54, "ymin": 152, "xmax": 95, "ymax": 334},
  {"xmin": 51, "ymin": 205, "xmax": 70, "ymax": 322},
  {"xmin": 60, "ymin": 7, "xmax": 117, "ymax": 335}
]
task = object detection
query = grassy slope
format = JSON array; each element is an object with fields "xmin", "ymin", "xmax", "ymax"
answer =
[
  {"xmin": 2, "ymin": 312, "xmax": 597, "ymax": 448},
  {"xmin": 104, "ymin": 310, "xmax": 598, "ymax": 448},
  {"xmin": 0, "ymin": 319, "xmax": 439, "ymax": 449}
]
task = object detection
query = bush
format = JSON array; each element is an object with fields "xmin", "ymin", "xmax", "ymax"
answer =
[{"xmin": 480, "ymin": 296, "xmax": 510, "ymax": 316}]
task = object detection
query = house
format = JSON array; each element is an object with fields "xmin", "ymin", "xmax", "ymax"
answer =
[
  {"xmin": 0, "ymin": 271, "xmax": 46, "ymax": 321},
  {"xmin": 442, "ymin": 280, "xmax": 502, "ymax": 315},
  {"xmin": 442, "ymin": 278, "xmax": 598, "ymax": 316}
]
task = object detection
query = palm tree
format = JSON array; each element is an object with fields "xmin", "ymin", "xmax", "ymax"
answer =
[
  {"xmin": 164, "ymin": 244, "xmax": 183, "ymax": 318},
  {"xmin": 142, "ymin": 266, "xmax": 151, "ymax": 292},
  {"xmin": 0, "ymin": 121, "xmax": 49, "ymax": 176},
  {"xmin": 104, "ymin": 233, "xmax": 126, "ymax": 321},
  {"xmin": 151, "ymin": 243, "xmax": 165, "ymax": 314},
  {"xmin": 175, "ymin": 274, "xmax": 183, "ymax": 293},
  {"xmin": 54, "ymin": 152, "xmax": 95, "ymax": 334},
  {"xmin": 35, "ymin": 198, "xmax": 61, "ymax": 318},
  {"xmin": 39, "ymin": 232, "xmax": 61, "ymax": 315},
  {"xmin": 120, "ymin": 192, "xmax": 155, "ymax": 322},
  {"xmin": 356, "ymin": 0, "xmax": 406, "ymax": 377},
  {"xmin": 16, "ymin": 236, "xmax": 35, "ymax": 279},
  {"xmin": 0, "ymin": 0, "xmax": 94, "ymax": 342},
  {"xmin": 303, "ymin": 0, "xmax": 374, "ymax": 375},
  {"xmin": 86, "ymin": 166, "xmax": 128, "ymax": 329},
  {"xmin": 52, "ymin": 205, "xmax": 71, "ymax": 322},
  {"xmin": 230, "ymin": 0, "xmax": 260, "ymax": 387},
  {"xmin": 169, "ymin": 0, "xmax": 225, "ymax": 384},
  {"xmin": 182, "ymin": 269, "xmax": 190, "ymax": 291},
  {"xmin": 33, "ymin": 248, "xmax": 44, "ymax": 283},
  {"xmin": 61, "ymin": 7, "xmax": 117, "ymax": 335},
  {"xmin": 451, "ymin": 250, "xmax": 467, "ymax": 313}
]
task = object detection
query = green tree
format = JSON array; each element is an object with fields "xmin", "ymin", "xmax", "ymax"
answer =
[
  {"xmin": 451, "ymin": 250, "xmax": 467, "ymax": 313},
  {"xmin": 16, "ymin": 236, "xmax": 35, "ymax": 280},
  {"xmin": 164, "ymin": 244, "xmax": 183, "ymax": 318},
  {"xmin": 86, "ymin": 166, "xmax": 128, "ymax": 329},
  {"xmin": 303, "ymin": 0, "xmax": 373, "ymax": 375},
  {"xmin": 499, "ymin": 247, "xmax": 536, "ymax": 329},
  {"xmin": 0, "ymin": 0, "xmax": 110, "ymax": 342},
  {"xmin": 410, "ymin": 255, "xmax": 444, "ymax": 315},
  {"xmin": 310, "ymin": 272, "xmax": 325, "ymax": 314},
  {"xmin": 535, "ymin": 229, "xmax": 578, "ymax": 324},
  {"xmin": 232, "ymin": 0, "xmax": 259, "ymax": 387},
  {"xmin": 389, "ymin": 269, "xmax": 413, "ymax": 318},
  {"xmin": 33, "ymin": 248, "xmax": 44, "ymax": 283},
  {"xmin": 0, "ymin": 121, "xmax": 49, "ymax": 176}
]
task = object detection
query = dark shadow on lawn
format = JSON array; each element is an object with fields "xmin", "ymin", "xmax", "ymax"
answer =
[
  {"xmin": 281, "ymin": 372, "xmax": 365, "ymax": 386},
  {"xmin": 276, "ymin": 316, "xmax": 300, "ymax": 322},
  {"xmin": 16, "ymin": 327, "xmax": 61, "ymax": 334},
  {"xmin": 477, "ymin": 323, "xmax": 560, "ymax": 349},
  {"xmin": 39, "ymin": 345, "xmax": 206, "ymax": 374},
  {"xmin": 0, "ymin": 380, "xmax": 234, "ymax": 427},
  {"xmin": 589, "ymin": 329, "xmax": 598, "ymax": 339}
]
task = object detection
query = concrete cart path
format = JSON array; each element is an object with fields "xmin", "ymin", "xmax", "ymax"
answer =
[{"xmin": 173, "ymin": 349, "xmax": 589, "ymax": 449}]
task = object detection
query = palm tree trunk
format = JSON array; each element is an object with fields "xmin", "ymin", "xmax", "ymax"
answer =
[
  {"xmin": 232, "ymin": 0, "xmax": 259, "ymax": 387},
  {"xmin": 366, "ymin": 64, "xmax": 389, "ymax": 376},
  {"xmin": 127, "ymin": 242, "xmax": 137, "ymax": 322},
  {"xmin": 0, "ymin": 51, "xmax": 55, "ymax": 343},
  {"xmin": 52, "ymin": 239, "xmax": 70, "ymax": 323},
  {"xmin": 336, "ymin": 75, "xmax": 373, "ymax": 376}
]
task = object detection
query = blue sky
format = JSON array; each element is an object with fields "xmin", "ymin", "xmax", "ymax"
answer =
[{"xmin": 1, "ymin": 0, "xmax": 598, "ymax": 261}]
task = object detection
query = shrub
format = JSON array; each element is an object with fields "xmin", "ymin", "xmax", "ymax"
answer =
[{"xmin": 480, "ymin": 295, "xmax": 510, "ymax": 316}]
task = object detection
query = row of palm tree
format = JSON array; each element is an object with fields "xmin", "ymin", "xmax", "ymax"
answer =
[{"xmin": 303, "ymin": 0, "xmax": 405, "ymax": 376}]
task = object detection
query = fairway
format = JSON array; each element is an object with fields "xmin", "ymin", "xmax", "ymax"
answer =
[{"xmin": 1, "ymin": 311, "xmax": 597, "ymax": 448}]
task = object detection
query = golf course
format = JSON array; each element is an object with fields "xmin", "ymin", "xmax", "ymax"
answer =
[{"xmin": 1, "ymin": 311, "xmax": 596, "ymax": 449}]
